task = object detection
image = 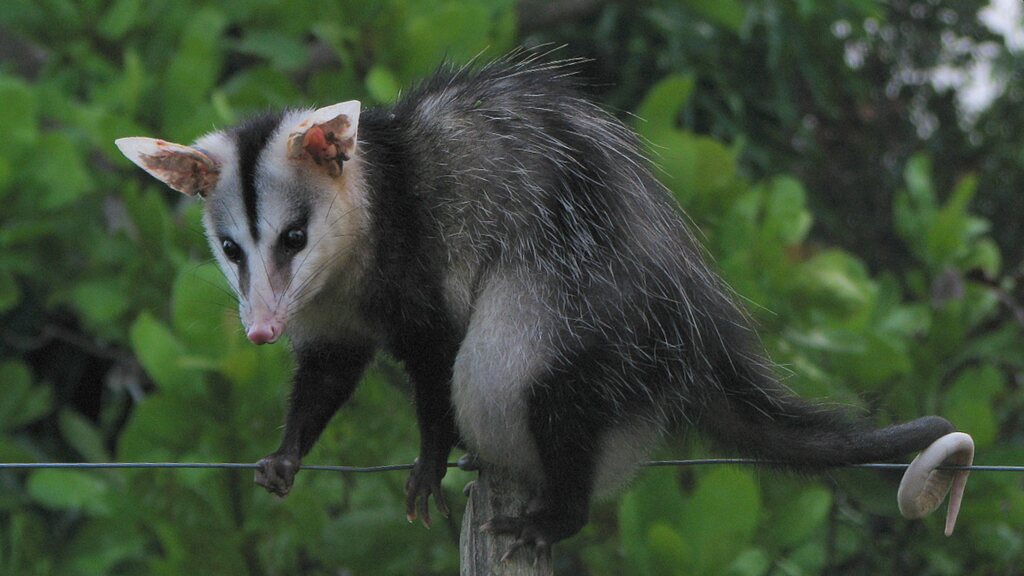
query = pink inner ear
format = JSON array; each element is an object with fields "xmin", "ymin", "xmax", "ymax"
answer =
[
  {"xmin": 302, "ymin": 125, "xmax": 335, "ymax": 163},
  {"xmin": 141, "ymin": 149, "xmax": 219, "ymax": 197},
  {"xmin": 289, "ymin": 114, "xmax": 355, "ymax": 173}
]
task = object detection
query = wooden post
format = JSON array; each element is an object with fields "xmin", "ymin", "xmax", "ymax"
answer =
[{"xmin": 460, "ymin": 466, "xmax": 553, "ymax": 576}]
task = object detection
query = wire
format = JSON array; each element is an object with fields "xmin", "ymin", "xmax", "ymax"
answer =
[
  {"xmin": 0, "ymin": 462, "xmax": 415, "ymax": 473},
  {"xmin": 641, "ymin": 459, "xmax": 1023, "ymax": 472},
  {"xmin": 0, "ymin": 459, "xmax": 1019, "ymax": 472}
]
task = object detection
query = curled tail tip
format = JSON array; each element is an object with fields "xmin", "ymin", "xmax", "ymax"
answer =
[{"xmin": 897, "ymin": 432, "xmax": 975, "ymax": 535}]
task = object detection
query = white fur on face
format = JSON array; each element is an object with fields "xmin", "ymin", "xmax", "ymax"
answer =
[
  {"xmin": 196, "ymin": 131, "xmax": 248, "ymax": 297},
  {"xmin": 197, "ymin": 116, "xmax": 370, "ymax": 343}
]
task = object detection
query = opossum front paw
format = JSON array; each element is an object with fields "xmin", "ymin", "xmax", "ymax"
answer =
[
  {"xmin": 255, "ymin": 452, "xmax": 300, "ymax": 497},
  {"xmin": 405, "ymin": 456, "xmax": 449, "ymax": 528},
  {"xmin": 480, "ymin": 515, "xmax": 552, "ymax": 565}
]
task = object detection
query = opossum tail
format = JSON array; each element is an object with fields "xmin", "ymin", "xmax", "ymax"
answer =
[
  {"xmin": 699, "ymin": 368, "xmax": 955, "ymax": 467},
  {"xmin": 698, "ymin": 360, "xmax": 974, "ymax": 534}
]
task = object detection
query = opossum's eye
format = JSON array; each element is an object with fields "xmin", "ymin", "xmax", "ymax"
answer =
[
  {"xmin": 221, "ymin": 238, "xmax": 242, "ymax": 263},
  {"xmin": 282, "ymin": 228, "xmax": 307, "ymax": 252}
]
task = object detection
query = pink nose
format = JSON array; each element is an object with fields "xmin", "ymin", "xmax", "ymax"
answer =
[{"xmin": 247, "ymin": 323, "xmax": 280, "ymax": 345}]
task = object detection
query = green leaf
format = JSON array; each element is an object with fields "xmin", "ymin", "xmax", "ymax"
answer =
[
  {"xmin": 0, "ymin": 268, "xmax": 19, "ymax": 313},
  {"xmin": 943, "ymin": 365, "xmax": 1002, "ymax": 448},
  {"xmin": 764, "ymin": 486, "xmax": 832, "ymax": 549},
  {"xmin": 0, "ymin": 360, "xmax": 52, "ymax": 431},
  {"xmin": 62, "ymin": 519, "xmax": 147, "ymax": 576},
  {"xmin": 218, "ymin": 337, "xmax": 280, "ymax": 390},
  {"xmin": 129, "ymin": 312, "xmax": 205, "ymax": 396},
  {"xmin": 395, "ymin": 2, "xmax": 494, "ymax": 81},
  {"xmin": 904, "ymin": 154, "xmax": 936, "ymax": 210},
  {"xmin": 650, "ymin": 130, "xmax": 739, "ymax": 214},
  {"xmin": 223, "ymin": 66, "xmax": 302, "ymax": 111},
  {"xmin": 492, "ymin": 3, "xmax": 518, "ymax": 52},
  {"xmin": 365, "ymin": 66, "xmax": 400, "ymax": 104},
  {"xmin": 116, "ymin": 395, "xmax": 195, "ymax": 460},
  {"xmin": 895, "ymin": 154, "xmax": 938, "ymax": 260},
  {"xmin": 786, "ymin": 327, "xmax": 864, "ymax": 354},
  {"xmin": 762, "ymin": 175, "xmax": 812, "ymax": 245},
  {"xmin": 926, "ymin": 174, "xmax": 977, "ymax": 265},
  {"xmin": 162, "ymin": 7, "xmax": 227, "ymax": 140},
  {"xmin": 681, "ymin": 0, "xmax": 745, "ymax": 31},
  {"xmin": 310, "ymin": 22, "xmax": 354, "ymax": 62},
  {"xmin": 58, "ymin": 409, "xmax": 111, "ymax": 462},
  {"xmin": 93, "ymin": 48, "xmax": 149, "ymax": 116},
  {"xmin": 619, "ymin": 471, "xmax": 690, "ymax": 575},
  {"xmin": 843, "ymin": 332, "xmax": 911, "ymax": 388},
  {"xmin": 877, "ymin": 302, "xmax": 930, "ymax": 337},
  {"xmin": 171, "ymin": 262, "xmax": 236, "ymax": 357},
  {"xmin": 70, "ymin": 278, "xmax": 129, "ymax": 329},
  {"xmin": 727, "ymin": 548, "xmax": 771, "ymax": 576},
  {"xmin": 0, "ymin": 155, "xmax": 11, "ymax": 199},
  {"xmin": 795, "ymin": 250, "xmax": 875, "ymax": 312},
  {"xmin": 945, "ymin": 174, "xmax": 978, "ymax": 217},
  {"xmin": 837, "ymin": 468, "xmax": 898, "ymax": 516},
  {"xmin": 0, "ymin": 438, "xmax": 39, "ymax": 463},
  {"xmin": 717, "ymin": 189, "xmax": 761, "ymax": 257},
  {"xmin": 3, "ymin": 511, "xmax": 54, "ymax": 572},
  {"xmin": 97, "ymin": 0, "xmax": 142, "ymax": 40},
  {"xmin": 0, "ymin": 74, "xmax": 38, "ymax": 158},
  {"xmin": 234, "ymin": 30, "xmax": 309, "ymax": 71},
  {"xmin": 785, "ymin": 540, "xmax": 828, "ymax": 574},
  {"xmin": 27, "ymin": 470, "xmax": 111, "ymax": 515},
  {"xmin": 0, "ymin": 220, "xmax": 60, "ymax": 246},
  {"xmin": 124, "ymin": 188, "xmax": 173, "ymax": 255},
  {"xmin": 635, "ymin": 74, "xmax": 695, "ymax": 138},
  {"xmin": 618, "ymin": 493, "xmax": 655, "ymax": 575},
  {"xmin": 26, "ymin": 133, "xmax": 94, "ymax": 209},
  {"xmin": 308, "ymin": 66, "xmax": 362, "ymax": 106},
  {"xmin": 679, "ymin": 468, "xmax": 761, "ymax": 573},
  {"xmin": 647, "ymin": 523, "xmax": 691, "ymax": 574}
]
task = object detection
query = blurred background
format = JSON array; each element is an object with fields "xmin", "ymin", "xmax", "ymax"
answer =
[{"xmin": 1, "ymin": 0, "xmax": 1023, "ymax": 574}]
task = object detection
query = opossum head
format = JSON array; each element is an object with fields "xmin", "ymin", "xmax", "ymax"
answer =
[{"xmin": 116, "ymin": 101, "xmax": 365, "ymax": 345}]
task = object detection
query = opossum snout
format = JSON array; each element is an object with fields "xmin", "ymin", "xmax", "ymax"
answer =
[
  {"xmin": 247, "ymin": 325, "xmax": 277, "ymax": 344},
  {"xmin": 247, "ymin": 319, "xmax": 285, "ymax": 345}
]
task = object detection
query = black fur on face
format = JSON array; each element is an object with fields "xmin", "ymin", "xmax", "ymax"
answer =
[{"xmin": 233, "ymin": 111, "xmax": 286, "ymax": 242}]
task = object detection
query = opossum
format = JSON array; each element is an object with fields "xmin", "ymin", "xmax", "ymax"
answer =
[{"xmin": 116, "ymin": 51, "xmax": 972, "ymax": 559}]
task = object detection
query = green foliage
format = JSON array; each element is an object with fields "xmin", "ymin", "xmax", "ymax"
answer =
[
  {"xmin": 896, "ymin": 154, "xmax": 993, "ymax": 274},
  {"xmin": 0, "ymin": 361, "xmax": 53, "ymax": 432},
  {"xmin": 27, "ymin": 469, "xmax": 111, "ymax": 515},
  {"xmin": 1, "ymin": 0, "xmax": 1022, "ymax": 574}
]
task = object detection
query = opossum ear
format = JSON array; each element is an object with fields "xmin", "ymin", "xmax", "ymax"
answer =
[
  {"xmin": 286, "ymin": 100, "xmax": 360, "ymax": 177},
  {"xmin": 115, "ymin": 137, "xmax": 220, "ymax": 198}
]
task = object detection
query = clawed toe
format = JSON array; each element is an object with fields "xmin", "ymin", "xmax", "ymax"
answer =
[
  {"xmin": 482, "ymin": 514, "xmax": 553, "ymax": 564},
  {"xmin": 405, "ymin": 457, "xmax": 449, "ymax": 528},
  {"xmin": 500, "ymin": 535, "xmax": 550, "ymax": 565}
]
